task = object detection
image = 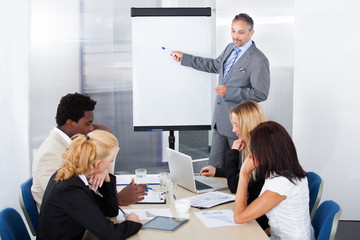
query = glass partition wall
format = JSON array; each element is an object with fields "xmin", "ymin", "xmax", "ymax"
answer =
[{"xmin": 80, "ymin": 0, "xmax": 213, "ymax": 174}]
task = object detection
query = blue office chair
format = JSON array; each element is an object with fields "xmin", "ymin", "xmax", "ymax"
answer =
[
  {"xmin": 0, "ymin": 208, "xmax": 31, "ymax": 240},
  {"xmin": 312, "ymin": 200, "xmax": 342, "ymax": 240},
  {"xmin": 18, "ymin": 177, "xmax": 39, "ymax": 236},
  {"xmin": 307, "ymin": 171, "xmax": 323, "ymax": 219}
]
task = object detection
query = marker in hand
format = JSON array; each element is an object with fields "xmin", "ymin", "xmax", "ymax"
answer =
[{"xmin": 162, "ymin": 46, "xmax": 176, "ymax": 57}]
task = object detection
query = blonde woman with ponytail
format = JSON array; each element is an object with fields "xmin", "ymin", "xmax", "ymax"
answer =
[
  {"xmin": 200, "ymin": 100, "xmax": 269, "ymax": 231},
  {"xmin": 37, "ymin": 130, "xmax": 142, "ymax": 240}
]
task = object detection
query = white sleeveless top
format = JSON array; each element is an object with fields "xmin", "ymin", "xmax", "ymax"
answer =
[{"xmin": 260, "ymin": 175, "xmax": 315, "ymax": 240}]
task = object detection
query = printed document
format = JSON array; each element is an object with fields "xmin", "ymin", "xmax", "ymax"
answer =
[
  {"xmin": 137, "ymin": 191, "xmax": 166, "ymax": 204},
  {"xmin": 183, "ymin": 191, "xmax": 235, "ymax": 209},
  {"xmin": 117, "ymin": 208, "xmax": 172, "ymax": 221},
  {"xmin": 116, "ymin": 174, "xmax": 160, "ymax": 185},
  {"xmin": 194, "ymin": 209, "xmax": 245, "ymax": 228}
]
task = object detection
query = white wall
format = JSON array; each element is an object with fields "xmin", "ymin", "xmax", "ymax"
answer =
[
  {"xmin": 293, "ymin": 0, "xmax": 360, "ymax": 220},
  {"xmin": 0, "ymin": 0, "xmax": 80, "ymax": 236},
  {"xmin": 0, "ymin": 0, "xmax": 31, "ymax": 224}
]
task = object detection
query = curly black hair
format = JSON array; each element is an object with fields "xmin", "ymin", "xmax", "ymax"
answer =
[{"xmin": 55, "ymin": 93, "xmax": 96, "ymax": 126}]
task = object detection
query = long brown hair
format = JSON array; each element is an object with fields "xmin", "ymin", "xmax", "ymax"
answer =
[
  {"xmin": 56, "ymin": 130, "xmax": 118, "ymax": 181},
  {"xmin": 249, "ymin": 121, "xmax": 307, "ymax": 184}
]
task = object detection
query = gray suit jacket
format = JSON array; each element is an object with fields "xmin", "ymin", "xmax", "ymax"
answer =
[{"xmin": 181, "ymin": 41, "xmax": 270, "ymax": 138}]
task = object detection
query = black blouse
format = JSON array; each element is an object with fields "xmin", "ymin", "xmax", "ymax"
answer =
[{"xmin": 215, "ymin": 149, "xmax": 269, "ymax": 230}]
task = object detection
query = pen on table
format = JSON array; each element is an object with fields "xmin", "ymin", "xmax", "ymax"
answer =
[
  {"xmin": 142, "ymin": 186, "xmax": 153, "ymax": 190},
  {"xmin": 118, "ymin": 206, "xmax": 127, "ymax": 216},
  {"xmin": 161, "ymin": 46, "xmax": 176, "ymax": 56}
]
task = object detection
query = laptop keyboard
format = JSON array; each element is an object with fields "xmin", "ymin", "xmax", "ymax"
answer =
[{"xmin": 195, "ymin": 180, "xmax": 212, "ymax": 190}]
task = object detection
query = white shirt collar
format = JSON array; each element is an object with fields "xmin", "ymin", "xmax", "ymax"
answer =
[
  {"xmin": 237, "ymin": 39, "xmax": 253, "ymax": 53},
  {"xmin": 78, "ymin": 174, "xmax": 89, "ymax": 186},
  {"xmin": 53, "ymin": 127, "xmax": 71, "ymax": 144},
  {"xmin": 79, "ymin": 174, "xmax": 103, "ymax": 196}
]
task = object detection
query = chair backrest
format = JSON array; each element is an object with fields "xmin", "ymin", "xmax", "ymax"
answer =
[
  {"xmin": 307, "ymin": 171, "xmax": 324, "ymax": 219},
  {"xmin": 18, "ymin": 177, "xmax": 39, "ymax": 236},
  {"xmin": 312, "ymin": 200, "xmax": 342, "ymax": 240},
  {"xmin": 0, "ymin": 208, "xmax": 31, "ymax": 240}
]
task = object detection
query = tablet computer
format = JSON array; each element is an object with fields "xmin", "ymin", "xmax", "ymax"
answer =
[{"xmin": 142, "ymin": 216, "xmax": 189, "ymax": 232}]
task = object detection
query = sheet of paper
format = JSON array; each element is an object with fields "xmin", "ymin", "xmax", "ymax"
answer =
[
  {"xmin": 117, "ymin": 208, "xmax": 172, "ymax": 221},
  {"xmin": 194, "ymin": 209, "xmax": 245, "ymax": 228},
  {"xmin": 137, "ymin": 191, "xmax": 166, "ymax": 204},
  {"xmin": 183, "ymin": 191, "xmax": 235, "ymax": 209},
  {"xmin": 116, "ymin": 174, "xmax": 160, "ymax": 185}
]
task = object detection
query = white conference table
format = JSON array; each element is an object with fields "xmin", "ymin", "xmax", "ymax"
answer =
[{"xmin": 116, "ymin": 177, "xmax": 269, "ymax": 240}]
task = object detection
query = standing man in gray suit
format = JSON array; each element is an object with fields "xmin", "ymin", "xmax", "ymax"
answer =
[{"xmin": 171, "ymin": 13, "xmax": 270, "ymax": 168}]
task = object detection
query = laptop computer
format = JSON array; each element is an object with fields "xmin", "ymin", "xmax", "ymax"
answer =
[{"xmin": 166, "ymin": 148, "xmax": 227, "ymax": 193}]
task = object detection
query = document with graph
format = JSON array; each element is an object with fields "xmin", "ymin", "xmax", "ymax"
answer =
[
  {"xmin": 194, "ymin": 209, "xmax": 245, "ymax": 228},
  {"xmin": 183, "ymin": 191, "xmax": 235, "ymax": 209}
]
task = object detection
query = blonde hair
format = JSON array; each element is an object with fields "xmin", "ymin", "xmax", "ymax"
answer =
[
  {"xmin": 56, "ymin": 130, "xmax": 118, "ymax": 181},
  {"xmin": 229, "ymin": 100, "xmax": 267, "ymax": 178}
]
